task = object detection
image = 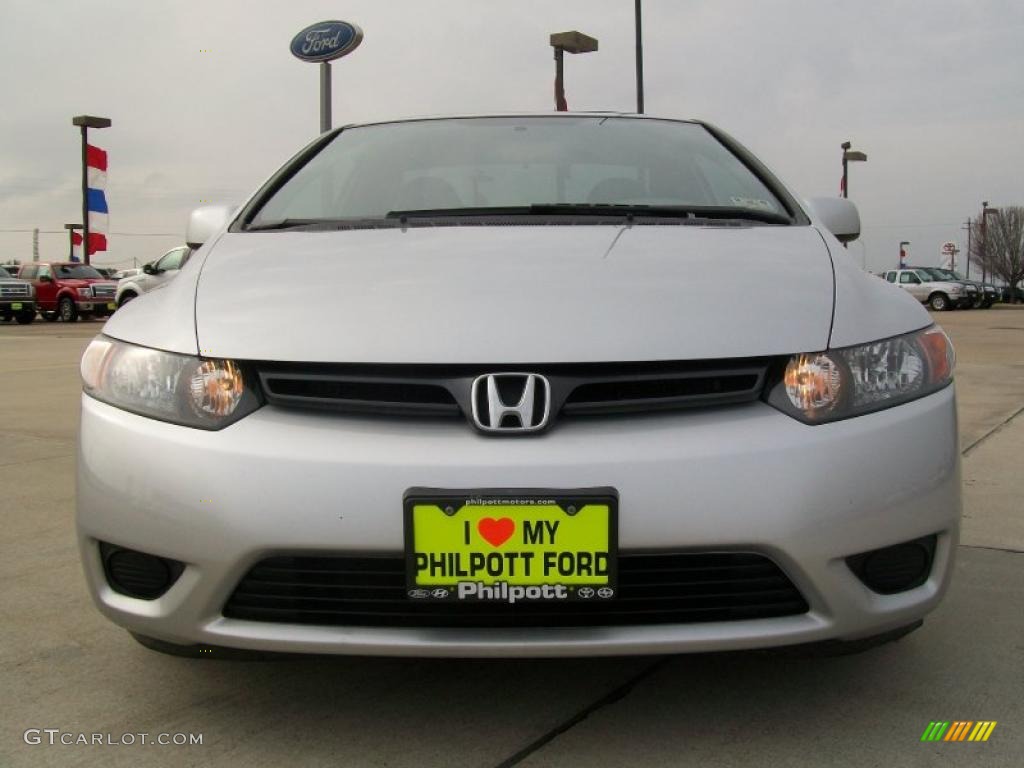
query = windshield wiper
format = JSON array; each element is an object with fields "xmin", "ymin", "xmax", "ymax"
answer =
[
  {"xmin": 386, "ymin": 204, "xmax": 791, "ymax": 225},
  {"xmin": 527, "ymin": 204, "xmax": 792, "ymax": 225},
  {"xmin": 386, "ymin": 207, "xmax": 534, "ymax": 219},
  {"xmin": 245, "ymin": 217, "xmax": 389, "ymax": 232}
]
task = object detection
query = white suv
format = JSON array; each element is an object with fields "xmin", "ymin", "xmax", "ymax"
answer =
[
  {"xmin": 115, "ymin": 246, "xmax": 191, "ymax": 307},
  {"xmin": 881, "ymin": 268, "xmax": 973, "ymax": 311}
]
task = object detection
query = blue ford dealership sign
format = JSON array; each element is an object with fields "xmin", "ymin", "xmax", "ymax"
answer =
[{"xmin": 290, "ymin": 20, "xmax": 363, "ymax": 63}]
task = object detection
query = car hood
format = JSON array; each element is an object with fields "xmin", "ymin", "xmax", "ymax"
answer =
[
  {"xmin": 60, "ymin": 278, "xmax": 115, "ymax": 287},
  {"xmin": 190, "ymin": 225, "xmax": 836, "ymax": 364}
]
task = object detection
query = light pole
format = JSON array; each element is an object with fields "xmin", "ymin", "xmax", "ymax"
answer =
[
  {"xmin": 899, "ymin": 241, "xmax": 910, "ymax": 269},
  {"xmin": 840, "ymin": 141, "xmax": 867, "ymax": 199},
  {"xmin": 964, "ymin": 217, "xmax": 972, "ymax": 279},
  {"xmin": 64, "ymin": 223, "xmax": 82, "ymax": 260},
  {"xmin": 550, "ymin": 31, "xmax": 598, "ymax": 112},
  {"xmin": 980, "ymin": 201, "xmax": 1000, "ymax": 284},
  {"xmin": 634, "ymin": 0, "xmax": 644, "ymax": 114},
  {"xmin": 71, "ymin": 115, "xmax": 111, "ymax": 266}
]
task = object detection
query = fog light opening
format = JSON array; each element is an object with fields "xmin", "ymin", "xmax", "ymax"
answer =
[
  {"xmin": 846, "ymin": 535, "xmax": 937, "ymax": 594},
  {"xmin": 100, "ymin": 542, "xmax": 184, "ymax": 600}
]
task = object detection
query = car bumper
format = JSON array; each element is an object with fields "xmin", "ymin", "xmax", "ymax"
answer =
[
  {"xmin": 77, "ymin": 300, "xmax": 117, "ymax": 313},
  {"xmin": 77, "ymin": 386, "xmax": 961, "ymax": 657},
  {"xmin": 0, "ymin": 299, "xmax": 35, "ymax": 312}
]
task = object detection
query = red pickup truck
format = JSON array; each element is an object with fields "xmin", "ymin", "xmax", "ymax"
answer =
[{"xmin": 17, "ymin": 262, "xmax": 118, "ymax": 322}]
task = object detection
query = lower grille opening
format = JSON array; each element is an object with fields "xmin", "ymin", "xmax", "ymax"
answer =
[
  {"xmin": 846, "ymin": 535, "xmax": 937, "ymax": 594},
  {"xmin": 223, "ymin": 551, "xmax": 808, "ymax": 628},
  {"xmin": 100, "ymin": 542, "xmax": 184, "ymax": 600}
]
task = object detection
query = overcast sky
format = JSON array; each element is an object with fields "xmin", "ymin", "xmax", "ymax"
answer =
[{"xmin": 2, "ymin": 0, "xmax": 1022, "ymax": 275}]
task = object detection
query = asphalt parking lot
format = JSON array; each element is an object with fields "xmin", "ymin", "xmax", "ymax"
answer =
[{"xmin": 2, "ymin": 308, "xmax": 1022, "ymax": 767}]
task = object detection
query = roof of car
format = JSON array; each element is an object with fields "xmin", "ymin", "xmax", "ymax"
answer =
[{"xmin": 337, "ymin": 112, "xmax": 699, "ymax": 131}]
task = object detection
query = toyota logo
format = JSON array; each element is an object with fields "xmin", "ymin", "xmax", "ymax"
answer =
[{"xmin": 471, "ymin": 373, "xmax": 551, "ymax": 433}]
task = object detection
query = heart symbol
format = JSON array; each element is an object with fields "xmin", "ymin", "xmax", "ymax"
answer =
[{"xmin": 478, "ymin": 517, "xmax": 515, "ymax": 547}]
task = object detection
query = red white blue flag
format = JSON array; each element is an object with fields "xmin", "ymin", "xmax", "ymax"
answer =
[{"xmin": 86, "ymin": 144, "xmax": 108, "ymax": 255}]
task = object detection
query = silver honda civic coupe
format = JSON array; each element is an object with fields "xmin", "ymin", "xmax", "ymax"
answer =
[{"xmin": 77, "ymin": 114, "xmax": 959, "ymax": 658}]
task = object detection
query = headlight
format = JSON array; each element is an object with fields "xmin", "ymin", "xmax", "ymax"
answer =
[
  {"xmin": 949, "ymin": 284, "xmax": 962, "ymax": 294},
  {"xmin": 80, "ymin": 337, "xmax": 261, "ymax": 429},
  {"xmin": 78, "ymin": 286, "xmax": 93, "ymax": 297},
  {"xmin": 767, "ymin": 326, "xmax": 954, "ymax": 424}
]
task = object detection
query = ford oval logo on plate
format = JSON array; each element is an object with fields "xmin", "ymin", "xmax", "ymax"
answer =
[{"xmin": 289, "ymin": 20, "xmax": 363, "ymax": 63}]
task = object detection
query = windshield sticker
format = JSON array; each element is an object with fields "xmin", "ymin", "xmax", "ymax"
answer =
[{"xmin": 730, "ymin": 196, "xmax": 777, "ymax": 212}]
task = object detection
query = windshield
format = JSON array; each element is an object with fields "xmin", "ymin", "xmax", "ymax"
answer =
[
  {"xmin": 247, "ymin": 117, "xmax": 790, "ymax": 227},
  {"xmin": 927, "ymin": 268, "xmax": 962, "ymax": 281},
  {"xmin": 56, "ymin": 264, "xmax": 103, "ymax": 279},
  {"xmin": 0, "ymin": 267, "xmax": 13, "ymax": 279}
]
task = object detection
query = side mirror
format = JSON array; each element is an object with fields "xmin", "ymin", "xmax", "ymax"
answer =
[
  {"xmin": 186, "ymin": 204, "xmax": 238, "ymax": 249},
  {"xmin": 142, "ymin": 263, "xmax": 155, "ymax": 275},
  {"xmin": 39, "ymin": 274, "xmax": 52, "ymax": 283},
  {"xmin": 806, "ymin": 197, "xmax": 861, "ymax": 243}
]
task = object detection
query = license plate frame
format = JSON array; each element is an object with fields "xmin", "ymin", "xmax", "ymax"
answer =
[{"xmin": 403, "ymin": 487, "xmax": 618, "ymax": 603}]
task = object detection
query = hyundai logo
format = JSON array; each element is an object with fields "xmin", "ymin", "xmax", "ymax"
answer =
[{"xmin": 471, "ymin": 373, "xmax": 551, "ymax": 433}]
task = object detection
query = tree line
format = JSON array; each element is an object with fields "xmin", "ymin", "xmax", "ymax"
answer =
[{"xmin": 970, "ymin": 206, "xmax": 1024, "ymax": 296}]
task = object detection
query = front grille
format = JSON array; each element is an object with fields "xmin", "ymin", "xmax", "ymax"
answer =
[
  {"xmin": 257, "ymin": 359, "xmax": 769, "ymax": 424},
  {"xmin": 91, "ymin": 284, "xmax": 115, "ymax": 298},
  {"xmin": 0, "ymin": 284, "xmax": 30, "ymax": 297},
  {"xmin": 224, "ymin": 552, "xmax": 808, "ymax": 628},
  {"xmin": 261, "ymin": 370, "xmax": 459, "ymax": 416}
]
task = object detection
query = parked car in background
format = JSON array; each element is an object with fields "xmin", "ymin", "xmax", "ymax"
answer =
[
  {"xmin": 999, "ymin": 285, "xmax": 1024, "ymax": 303},
  {"xmin": 112, "ymin": 268, "xmax": 141, "ymax": 280},
  {"xmin": 80, "ymin": 113, "xmax": 959, "ymax": 660},
  {"xmin": 18, "ymin": 262, "xmax": 117, "ymax": 322},
  {"xmin": 93, "ymin": 266, "xmax": 119, "ymax": 279},
  {"xmin": 115, "ymin": 246, "xmax": 191, "ymax": 307},
  {"xmin": 0, "ymin": 265, "xmax": 36, "ymax": 324},
  {"xmin": 924, "ymin": 268, "xmax": 997, "ymax": 308},
  {"xmin": 881, "ymin": 268, "xmax": 974, "ymax": 310}
]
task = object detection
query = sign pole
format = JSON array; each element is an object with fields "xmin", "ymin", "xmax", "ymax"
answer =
[
  {"xmin": 320, "ymin": 62, "xmax": 332, "ymax": 134},
  {"xmin": 290, "ymin": 21, "xmax": 363, "ymax": 135}
]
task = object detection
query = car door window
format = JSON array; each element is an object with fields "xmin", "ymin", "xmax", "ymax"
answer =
[
  {"xmin": 899, "ymin": 273, "xmax": 919, "ymax": 284},
  {"xmin": 37, "ymin": 265, "xmax": 51, "ymax": 281},
  {"xmin": 885, "ymin": 272, "xmax": 896, "ymax": 283}
]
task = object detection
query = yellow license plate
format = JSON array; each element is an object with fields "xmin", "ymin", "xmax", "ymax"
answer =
[
  {"xmin": 107, "ymin": 302, "xmax": 116, "ymax": 310},
  {"xmin": 404, "ymin": 489, "xmax": 617, "ymax": 602},
  {"xmin": 10, "ymin": 303, "xmax": 21, "ymax": 310}
]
